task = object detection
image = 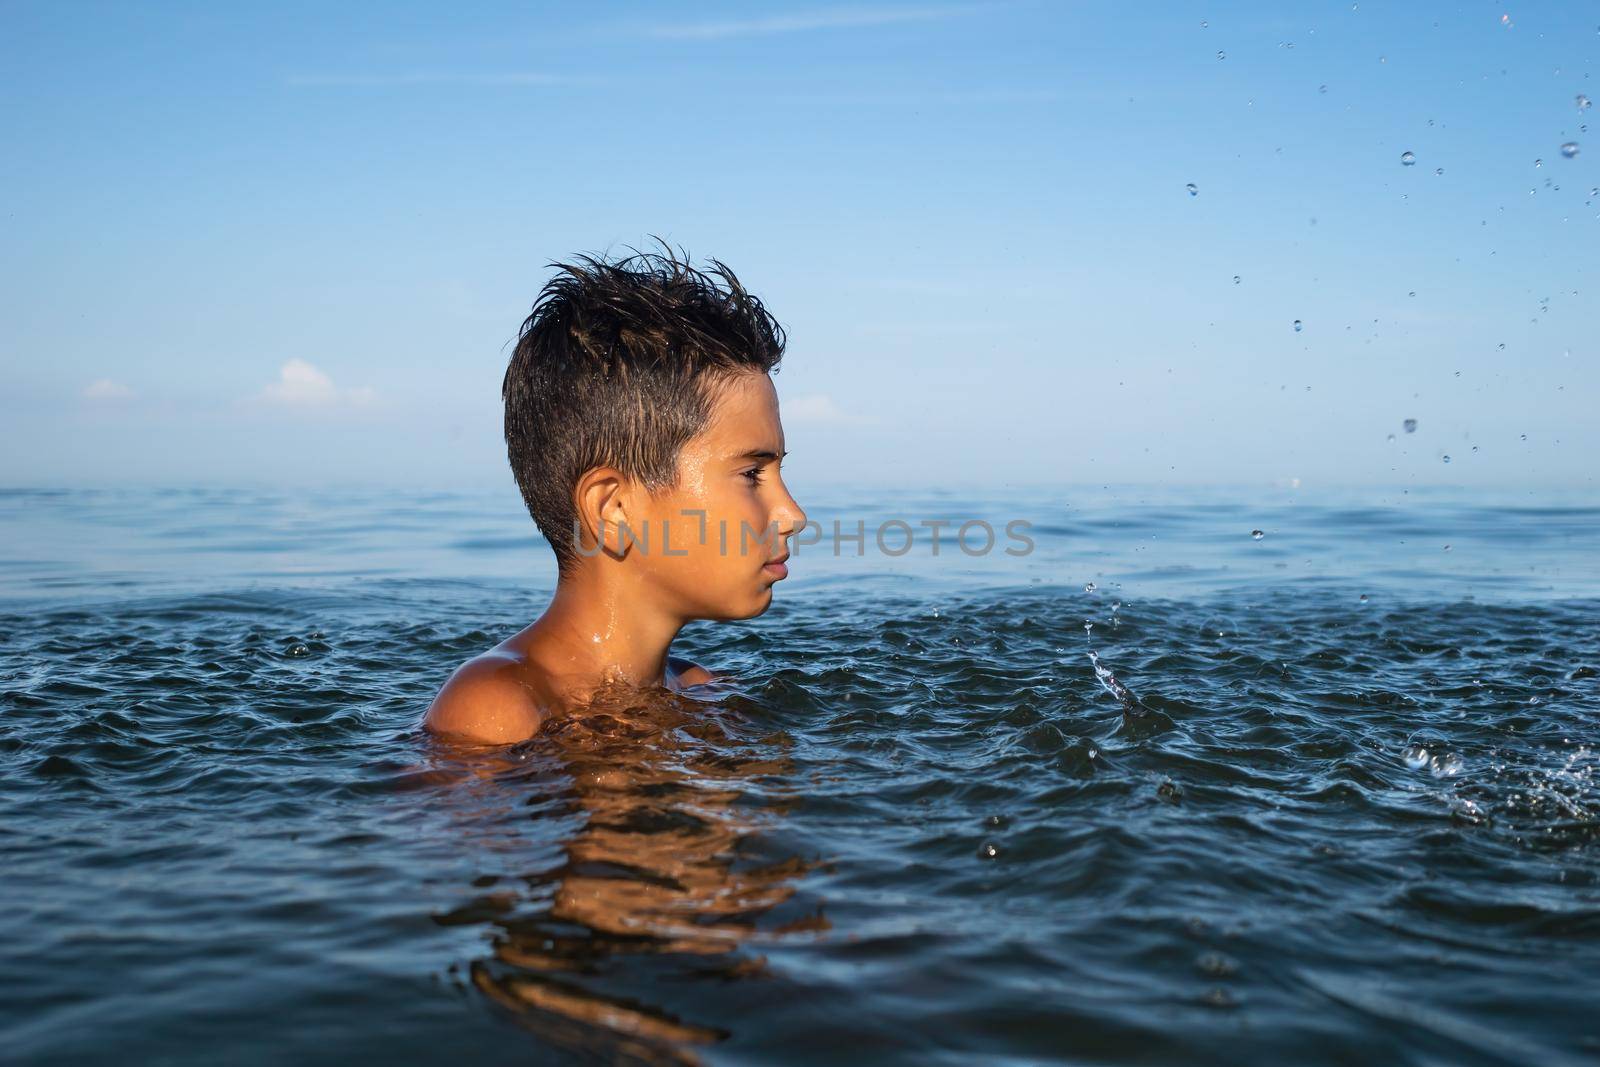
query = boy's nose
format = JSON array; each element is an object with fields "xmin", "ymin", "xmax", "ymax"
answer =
[{"xmin": 774, "ymin": 493, "xmax": 806, "ymax": 538}]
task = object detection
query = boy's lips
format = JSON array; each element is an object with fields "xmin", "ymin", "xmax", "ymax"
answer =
[{"xmin": 762, "ymin": 553, "xmax": 789, "ymax": 580}]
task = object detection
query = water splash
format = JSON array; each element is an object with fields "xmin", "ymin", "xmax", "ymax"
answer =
[
  {"xmin": 1082, "ymin": 612, "xmax": 1170, "ymax": 733},
  {"xmin": 1088, "ymin": 648, "xmax": 1143, "ymax": 711}
]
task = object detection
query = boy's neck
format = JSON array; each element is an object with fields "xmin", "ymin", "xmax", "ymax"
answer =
[{"xmin": 518, "ymin": 565, "xmax": 685, "ymax": 704}]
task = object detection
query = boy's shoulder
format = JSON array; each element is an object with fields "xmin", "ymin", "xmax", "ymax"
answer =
[
  {"xmin": 423, "ymin": 652, "xmax": 713, "ymax": 745},
  {"xmin": 422, "ymin": 653, "xmax": 548, "ymax": 745}
]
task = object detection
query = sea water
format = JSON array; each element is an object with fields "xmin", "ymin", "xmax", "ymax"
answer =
[{"xmin": 2, "ymin": 484, "xmax": 1597, "ymax": 1065}]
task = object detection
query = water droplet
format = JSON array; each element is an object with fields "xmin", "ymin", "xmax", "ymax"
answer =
[
  {"xmin": 1430, "ymin": 752, "xmax": 1464, "ymax": 777},
  {"xmin": 1404, "ymin": 744, "xmax": 1430, "ymax": 770},
  {"xmin": 1471, "ymin": 445, "xmax": 1478, "ymax": 453},
  {"xmin": 979, "ymin": 842, "xmax": 998, "ymax": 859},
  {"xmin": 1084, "ymin": 581, "xmax": 1097, "ymax": 593},
  {"xmin": 1520, "ymin": 433, "xmax": 1527, "ymax": 441},
  {"xmin": 1358, "ymin": 593, "xmax": 1369, "ymax": 602},
  {"xmin": 1591, "ymin": 187, "xmax": 1599, "ymax": 198},
  {"xmin": 1497, "ymin": 343, "xmax": 1506, "ymax": 350},
  {"xmin": 1443, "ymin": 454, "xmax": 1452, "ymax": 463},
  {"xmin": 1186, "ymin": 182, "xmax": 1199, "ymax": 196},
  {"xmin": 1200, "ymin": 19, "xmax": 1208, "ymax": 28},
  {"xmin": 1443, "ymin": 544, "xmax": 1452, "ymax": 552},
  {"xmin": 1580, "ymin": 93, "xmax": 1593, "ymax": 112},
  {"xmin": 1534, "ymin": 158, "xmax": 1542, "ymax": 167},
  {"xmin": 1293, "ymin": 319, "xmax": 1303, "ymax": 332},
  {"xmin": 1434, "ymin": 167, "xmax": 1444, "ymax": 176},
  {"xmin": 1319, "ymin": 84, "xmax": 1328, "ymax": 93},
  {"xmin": 1409, "ymin": 291, "xmax": 1416, "ymax": 297},
  {"xmin": 1250, "ymin": 529, "xmax": 1264, "ymax": 540},
  {"xmin": 1233, "ymin": 274, "xmax": 1241, "ymax": 284},
  {"xmin": 1400, "ymin": 150, "xmax": 1416, "ymax": 166},
  {"xmin": 1386, "ymin": 433, "xmax": 1396, "ymax": 442},
  {"xmin": 1403, "ymin": 418, "xmax": 1417, "ymax": 433},
  {"xmin": 1561, "ymin": 141, "xmax": 1580, "ymax": 158},
  {"xmin": 1217, "ymin": 50, "xmax": 1226, "ymax": 60}
]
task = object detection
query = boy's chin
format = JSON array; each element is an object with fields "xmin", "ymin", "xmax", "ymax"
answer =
[{"xmin": 703, "ymin": 587, "xmax": 775, "ymax": 621}]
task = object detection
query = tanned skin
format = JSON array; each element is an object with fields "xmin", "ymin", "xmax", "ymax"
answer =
[{"xmin": 423, "ymin": 370, "xmax": 806, "ymax": 745}]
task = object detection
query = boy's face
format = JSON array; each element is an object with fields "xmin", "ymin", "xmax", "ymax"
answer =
[{"xmin": 629, "ymin": 371, "xmax": 806, "ymax": 621}]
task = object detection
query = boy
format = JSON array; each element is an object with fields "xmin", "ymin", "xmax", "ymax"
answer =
[{"xmin": 423, "ymin": 240, "xmax": 807, "ymax": 745}]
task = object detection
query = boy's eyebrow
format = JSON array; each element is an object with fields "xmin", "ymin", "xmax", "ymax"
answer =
[{"xmin": 730, "ymin": 448, "xmax": 788, "ymax": 463}]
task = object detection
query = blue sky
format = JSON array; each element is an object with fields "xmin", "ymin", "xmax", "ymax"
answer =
[{"xmin": 2, "ymin": 1, "xmax": 1596, "ymax": 491}]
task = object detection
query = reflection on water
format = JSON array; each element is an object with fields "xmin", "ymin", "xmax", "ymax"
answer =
[{"xmin": 424, "ymin": 685, "xmax": 828, "ymax": 1065}]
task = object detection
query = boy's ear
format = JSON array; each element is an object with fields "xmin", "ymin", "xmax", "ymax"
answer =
[{"xmin": 573, "ymin": 466, "xmax": 636, "ymax": 561}]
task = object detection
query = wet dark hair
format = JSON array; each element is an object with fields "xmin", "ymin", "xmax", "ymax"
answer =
[{"xmin": 503, "ymin": 236, "xmax": 787, "ymax": 574}]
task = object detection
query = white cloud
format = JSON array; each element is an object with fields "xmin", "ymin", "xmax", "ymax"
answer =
[
  {"xmin": 634, "ymin": 3, "xmax": 992, "ymax": 40},
  {"xmin": 259, "ymin": 359, "xmax": 376, "ymax": 410},
  {"xmin": 83, "ymin": 378, "xmax": 134, "ymax": 401},
  {"xmin": 784, "ymin": 392, "xmax": 868, "ymax": 426}
]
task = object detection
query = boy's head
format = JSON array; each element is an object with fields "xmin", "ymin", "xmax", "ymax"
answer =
[{"xmin": 504, "ymin": 239, "xmax": 806, "ymax": 619}]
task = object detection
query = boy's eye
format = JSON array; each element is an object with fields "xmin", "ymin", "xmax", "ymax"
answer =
[{"xmin": 742, "ymin": 467, "xmax": 764, "ymax": 485}]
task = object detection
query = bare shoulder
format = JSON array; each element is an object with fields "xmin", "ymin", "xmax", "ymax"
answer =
[
  {"xmin": 423, "ymin": 654, "xmax": 547, "ymax": 745},
  {"xmin": 668, "ymin": 655, "xmax": 714, "ymax": 688}
]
